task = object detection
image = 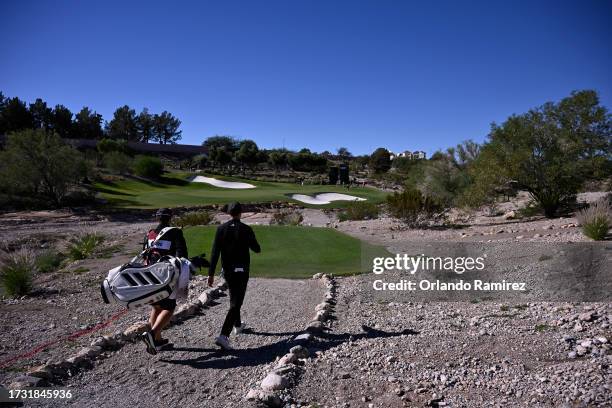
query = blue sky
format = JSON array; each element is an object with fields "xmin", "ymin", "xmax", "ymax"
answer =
[{"xmin": 1, "ymin": 0, "xmax": 610, "ymax": 155}]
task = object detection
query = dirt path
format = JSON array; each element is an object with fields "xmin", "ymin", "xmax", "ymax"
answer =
[{"xmin": 31, "ymin": 278, "xmax": 323, "ymax": 408}]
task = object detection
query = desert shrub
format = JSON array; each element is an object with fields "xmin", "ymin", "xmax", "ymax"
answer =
[
  {"xmin": 35, "ymin": 250, "xmax": 65, "ymax": 273},
  {"xmin": 0, "ymin": 249, "xmax": 36, "ymax": 297},
  {"xmin": 133, "ymin": 156, "xmax": 163, "ymax": 179},
  {"xmin": 517, "ymin": 200, "xmax": 543, "ymax": 218},
  {"xmin": 0, "ymin": 129, "xmax": 88, "ymax": 207},
  {"xmin": 577, "ymin": 198, "xmax": 611, "ymax": 240},
  {"xmin": 272, "ymin": 211, "xmax": 303, "ymax": 226},
  {"xmin": 386, "ymin": 187, "xmax": 439, "ymax": 225},
  {"xmin": 467, "ymin": 91, "xmax": 610, "ymax": 218},
  {"xmin": 67, "ymin": 232, "xmax": 105, "ymax": 260},
  {"xmin": 338, "ymin": 201, "xmax": 379, "ymax": 221},
  {"xmin": 104, "ymin": 151, "xmax": 132, "ymax": 175},
  {"xmin": 175, "ymin": 211, "xmax": 213, "ymax": 228}
]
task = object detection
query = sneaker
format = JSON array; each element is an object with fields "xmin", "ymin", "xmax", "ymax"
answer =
[
  {"xmin": 233, "ymin": 323, "xmax": 247, "ymax": 335},
  {"xmin": 140, "ymin": 331, "xmax": 157, "ymax": 355},
  {"xmin": 214, "ymin": 335, "xmax": 233, "ymax": 350}
]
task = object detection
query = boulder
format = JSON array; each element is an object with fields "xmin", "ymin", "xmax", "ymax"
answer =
[
  {"xmin": 90, "ymin": 336, "xmax": 107, "ymax": 348},
  {"xmin": 293, "ymin": 333, "xmax": 313, "ymax": 343},
  {"xmin": 198, "ymin": 291, "xmax": 211, "ymax": 305},
  {"xmin": 314, "ymin": 310, "xmax": 328, "ymax": 321},
  {"xmin": 306, "ymin": 321, "xmax": 324, "ymax": 334},
  {"xmin": 503, "ymin": 211, "xmax": 516, "ymax": 220},
  {"xmin": 578, "ymin": 311, "xmax": 597, "ymax": 322},
  {"xmin": 123, "ymin": 322, "xmax": 149, "ymax": 340},
  {"xmin": 315, "ymin": 302, "xmax": 331, "ymax": 312},
  {"xmin": 290, "ymin": 345, "xmax": 309, "ymax": 359},
  {"xmin": 276, "ymin": 353, "xmax": 297, "ymax": 367},
  {"xmin": 9, "ymin": 375, "xmax": 44, "ymax": 388},
  {"xmin": 260, "ymin": 373, "xmax": 288, "ymax": 391},
  {"xmin": 27, "ymin": 365, "xmax": 54, "ymax": 380}
]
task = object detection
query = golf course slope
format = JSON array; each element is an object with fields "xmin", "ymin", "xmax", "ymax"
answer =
[{"xmin": 94, "ymin": 172, "xmax": 386, "ymax": 208}]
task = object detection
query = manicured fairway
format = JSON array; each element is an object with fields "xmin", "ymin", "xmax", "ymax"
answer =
[
  {"xmin": 94, "ymin": 172, "xmax": 387, "ymax": 209},
  {"xmin": 184, "ymin": 225, "xmax": 390, "ymax": 278}
]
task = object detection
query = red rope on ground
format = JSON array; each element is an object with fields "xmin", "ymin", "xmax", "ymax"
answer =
[{"xmin": 0, "ymin": 309, "xmax": 128, "ymax": 370}]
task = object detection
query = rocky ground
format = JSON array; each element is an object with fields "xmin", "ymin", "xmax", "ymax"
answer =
[
  {"xmin": 0, "ymin": 192, "xmax": 610, "ymax": 407},
  {"xmin": 291, "ymin": 276, "xmax": 611, "ymax": 407}
]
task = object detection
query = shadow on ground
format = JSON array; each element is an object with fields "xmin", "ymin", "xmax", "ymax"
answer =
[{"xmin": 160, "ymin": 325, "xmax": 419, "ymax": 370}]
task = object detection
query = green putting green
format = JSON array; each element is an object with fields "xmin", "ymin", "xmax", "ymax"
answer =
[
  {"xmin": 94, "ymin": 172, "xmax": 387, "ymax": 209},
  {"xmin": 184, "ymin": 225, "xmax": 390, "ymax": 278}
]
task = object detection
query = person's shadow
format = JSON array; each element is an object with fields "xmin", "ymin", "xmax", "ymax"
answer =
[{"xmin": 159, "ymin": 325, "xmax": 419, "ymax": 370}]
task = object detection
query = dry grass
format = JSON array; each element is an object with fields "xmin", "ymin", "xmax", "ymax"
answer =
[{"xmin": 577, "ymin": 197, "xmax": 611, "ymax": 240}]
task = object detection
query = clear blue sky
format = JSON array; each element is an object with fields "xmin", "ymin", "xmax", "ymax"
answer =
[{"xmin": 1, "ymin": 0, "xmax": 610, "ymax": 155}]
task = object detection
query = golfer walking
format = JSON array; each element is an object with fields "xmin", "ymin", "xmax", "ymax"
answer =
[{"xmin": 208, "ymin": 202, "xmax": 261, "ymax": 350}]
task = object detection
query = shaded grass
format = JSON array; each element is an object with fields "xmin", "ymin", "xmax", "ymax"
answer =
[
  {"xmin": 184, "ymin": 225, "xmax": 390, "ymax": 278},
  {"xmin": 94, "ymin": 172, "xmax": 388, "ymax": 209}
]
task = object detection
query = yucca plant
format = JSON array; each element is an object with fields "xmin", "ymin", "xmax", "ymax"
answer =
[
  {"xmin": 0, "ymin": 249, "xmax": 36, "ymax": 297},
  {"xmin": 67, "ymin": 232, "xmax": 105, "ymax": 260},
  {"xmin": 577, "ymin": 198, "xmax": 611, "ymax": 241}
]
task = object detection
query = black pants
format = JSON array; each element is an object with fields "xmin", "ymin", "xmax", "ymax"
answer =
[{"xmin": 221, "ymin": 272, "xmax": 249, "ymax": 336}]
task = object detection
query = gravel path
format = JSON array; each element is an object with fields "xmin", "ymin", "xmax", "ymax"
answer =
[
  {"xmin": 31, "ymin": 278, "xmax": 323, "ymax": 408},
  {"xmin": 290, "ymin": 275, "xmax": 611, "ymax": 407}
]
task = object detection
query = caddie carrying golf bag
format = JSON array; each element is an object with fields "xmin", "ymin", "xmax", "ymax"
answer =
[
  {"xmin": 100, "ymin": 227, "xmax": 209, "ymax": 309},
  {"xmin": 100, "ymin": 255, "xmax": 182, "ymax": 309}
]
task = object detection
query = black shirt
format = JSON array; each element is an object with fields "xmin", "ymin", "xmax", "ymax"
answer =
[
  {"xmin": 208, "ymin": 219, "xmax": 261, "ymax": 276},
  {"xmin": 143, "ymin": 223, "xmax": 188, "ymax": 258}
]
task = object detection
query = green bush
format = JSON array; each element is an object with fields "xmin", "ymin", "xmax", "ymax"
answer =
[
  {"xmin": 104, "ymin": 151, "xmax": 132, "ymax": 175},
  {"xmin": 35, "ymin": 250, "xmax": 65, "ymax": 273},
  {"xmin": 577, "ymin": 198, "xmax": 611, "ymax": 240},
  {"xmin": 175, "ymin": 211, "xmax": 213, "ymax": 228},
  {"xmin": 1, "ymin": 249, "xmax": 35, "ymax": 297},
  {"xmin": 67, "ymin": 233, "xmax": 105, "ymax": 260},
  {"xmin": 386, "ymin": 187, "xmax": 439, "ymax": 225},
  {"xmin": 272, "ymin": 211, "xmax": 303, "ymax": 226},
  {"xmin": 338, "ymin": 201, "xmax": 379, "ymax": 221},
  {"xmin": 133, "ymin": 156, "xmax": 163, "ymax": 179}
]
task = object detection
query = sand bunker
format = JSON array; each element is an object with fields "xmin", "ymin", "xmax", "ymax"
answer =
[
  {"xmin": 191, "ymin": 176, "xmax": 256, "ymax": 189},
  {"xmin": 290, "ymin": 193, "xmax": 366, "ymax": 205}
]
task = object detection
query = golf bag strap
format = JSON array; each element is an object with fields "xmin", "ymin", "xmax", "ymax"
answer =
[{"xmin": 150, "ymin": 227, "xmax": 178, "ymax": 248}]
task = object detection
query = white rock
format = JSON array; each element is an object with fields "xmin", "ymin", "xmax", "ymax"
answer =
[
  {"xmin": 261, "ymin": 373, "xmax": 288, "ymax": 391},
  {"xmin": 276, "ymin": 353, "xmax": 297, "ymax": 367}
]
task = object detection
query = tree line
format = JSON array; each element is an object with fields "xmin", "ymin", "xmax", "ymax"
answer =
[
  {"xmin": 200, "ymin": 136, "xmax": 339, "ymax": 174},
  {"xmin": 0, "ymin": 92, "xmax": 182, "ymax": 144}
]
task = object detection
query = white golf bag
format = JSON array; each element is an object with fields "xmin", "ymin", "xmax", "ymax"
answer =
[
  {"xmin": 100, "ymin": 255, "xmax": 182, "ymax": 309},
  {"xmin": 100, "ymin": 226, "xmax": 209, "ymax": 309}
]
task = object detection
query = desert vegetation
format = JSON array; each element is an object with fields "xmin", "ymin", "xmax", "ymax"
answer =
[
  {"xmin": 577, "ymin": 197, "xmax": 611, "ymax": 240},
  {"xmin": 0, "ymin": 249, "xmax": 35, "ymax": 297}
]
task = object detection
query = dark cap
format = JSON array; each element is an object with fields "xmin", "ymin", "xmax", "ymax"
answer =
[
  {"xmin": 156, "ymin": 208, "xmax": 173, "ymax": 217},
  {"xmin": 227, "ymin": 202, "xmax": 242, "ymax": 216}
]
